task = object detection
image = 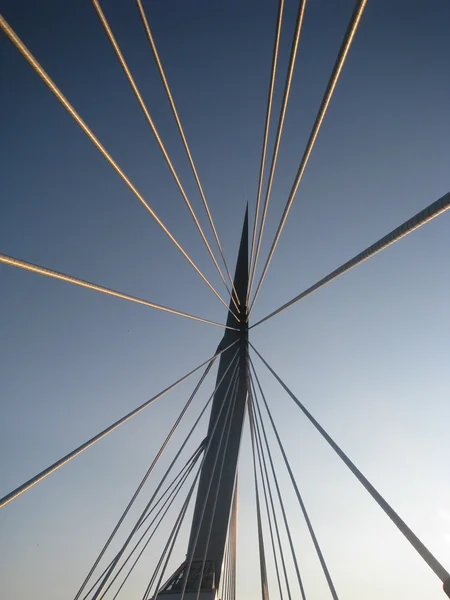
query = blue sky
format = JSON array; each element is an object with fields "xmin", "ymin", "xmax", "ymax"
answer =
[{"xmin": 1, "ymin": 0, "xmax": 449, "ymax": 599}]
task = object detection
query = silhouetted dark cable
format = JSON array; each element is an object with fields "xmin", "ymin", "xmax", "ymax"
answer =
[
  {"xmin": 249, "ymin": 376, "xmax": 306, "ymax": 600},
  {"xmin": 92, "ymin": 0, "xmax": 236, "ymax": 307},
  {"xmin": 249, "ymin": 0, "xmax": 368, "ymax": 315},
  {"xmin": 100, "ymin": 445, "xmax": 204, "ymax": 600},
  {"xmin": 248, "ymin": 385, "xmax": 285, "ymax": 600},
  {"xmin": 195, "ymin": 375, "xmax": 240, "ymax": 600},
  {"xmin": 249, "ymin": 0, "xmax": 285, "ymax": 290},
  {"xmin": 0, "ymin": 14, "xmax": 237, "ymax": 319},
  {"xmin": 90, "ymin": 352, "xmax": 240, "ymax": 599},
  {"xmin": 82, "ymin": 444, "xmax": 203, "ymax": 600},
  {"xmin": 180, "ymin": 369, "xmax": 240, "ymax": 600},
  {"xmin": 75, "ymin": 360, "xmax": 215, "ymax": 600},
  {"xmin": 135, "ymin": 0, "xmax": 239, "ymax": 308},
  {"xmin": 251, "ymin": 343, "xmax": 450, "ymax": 586},
  {"xmin": 248, "ymin": 399, "xmax": 269, "ymax": 600},
  {"xmin": 248, "ymin": 0, "xmax": 306, "ymax": 301},
  {"xmin": 0, "ymin": 342, "xmax": 237, "ymax": 511},
  {"xmin": 136, "ymin": 443, "xmax": 205, "ymax": 533},
  {"xmin": 251, "ymin": 190, "xmax": 450, "ymax": 328},
  {"xmin": 146, "ymin": 468, "xmax": 199, "ymax": 600},
  {"xmin": 221, "ymin": 532, "xmax": 231, "ymax": 600},
  {"xmin": 250, "ymin": 358, "xmax": 339, "ymax": 600}
]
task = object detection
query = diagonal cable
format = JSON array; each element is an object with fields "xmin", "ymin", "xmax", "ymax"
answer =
[
  {"xmin": 148, "ymin": 365, "xmax": 239, "ymax": 600},
  {"xmin": 74, "ymin": 359, "xmax": 214, "ymax": 600},
  {"xmin": 0, "ymin": 13, "xmax": 238, "ymax": 320},
  {"xmin": 249, "ymin": 0, "xmax": 367, "ymax": 315},
  {"xmin": 0, "ymin": 253, "xmax": 235, "ymax": 331},
  {"xmin": 104, "ymin": 446, "xmax": 203, "ymax": 600},
  {"xmin": 251, "ymin": 342, "xmax": 450, "ymax": 591},
  {"xmin": 0, "ymin": 341, "xmax": 237, "ymax": 511},
  {"xmin": 250, "ymin": 358, "xmax": 338, "ymax": 600},
  {"xmin": 249, "ymin": 374, "xmax": 306, "ymax": 600},
  {"xmin": 250, "ymin": 190, "xmax": 450, "ymax": 328},
  {"xmin": 145, "ymin": 463, "xmax": 200, "ymax": 600},
  {"xmin": 195, "ymin": 370, "xmax": 241, "ymax": 600},
  {"xmin": 135, "ymin": 0, "xmax": 239, "ymax": 307},
  {"xmin": 89, "ymin": 352, "xmax": 239, "ymax": 600},
  {"xmin": 221, "ymin": 530, "xmax": 231, "ymax": 600},
  {"xmin": 248, "ymin": 384, "xmax": 286, "ymax": 600},
  {"xmin": 248, "ymin": 0, "xmax": 285, "ymax": 295},
  {"xmin": 92, "ymin": 0, "xmax": 237, "ymax": 310},
  {"xmin": 248, "ymin": 399, "xmax": 270, "ymax": 600},
  {"xmin": 180, "ymin": 368, "xmax": 240, "ymax": 600},
  {"xmin": 81, "ymin": 444, "xmax": 203, "ymax": 600},
  {"xmin": 248, "ymin": 0, "xmax": 307, "ymax": 301}
]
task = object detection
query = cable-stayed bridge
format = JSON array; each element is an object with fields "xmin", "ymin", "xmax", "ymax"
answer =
[{"xmin": 1, "ymin": 1, "xmax": 450, "ymax": 599}]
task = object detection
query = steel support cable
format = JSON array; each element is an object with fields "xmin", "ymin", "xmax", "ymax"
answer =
[
  {"xmin": 222, "ymin": 528, "xmax": 232, "ymax": 600},
  {"xmin": 228, "ymin": 532, "xmax": 233, "ymax": 600},
  {"xmin": 249, "ymin": 385, "xmax": 288, "ymax": 600},
  {"xmin": 251, "ymin": 343, "xmax": 450, "ymax": 590},
  {"xmin": 150, "ymin": 496, "xmax": 194, "ymax": 600},
  {"xmin": 90, "ymin": 352, "xmax": 240, "ymax": 600},
  {"xmin": 180, "ymin": 369, "xmax": 240, "ymax": 600},
  {"xmin": 91, "ymin": 1, "xmax": 236, "ymax": 311},
  {"xmin": 107, "ymin": 449, "xmax": 203, "ymax": 600},
  {"xmin": 151, "ymin": 367, "xmax": 239, "ymax": 600},
  {"xmin": 135, "ymin": 442, "xmax": 204, "ymax": 533},
  {"xmin": 250, "ymin": 358, "xmax": 339, "ymax": 600},
  {"xmin": 75, "ymin": 360, "xmax": 215, "ymax": 600},
  {"xmin": 226, "ymin": 540, "xmax": 231, "ymax": 600},
  {"xmin": 221, "ymin": 532, "xmax": 231, "ymax": 600},
  {"xmin": 248, "ymin": 385, "xmax": 285, "ymax": 600},
  {"xmin": 195, "ymin": 373, "xmax": 241, "ymax": 600},
  {"xmin": 249, "ymin": 376, "xmax": 304, "ymax": 600},
  {"xmin": 0, "ymin": 253, "xmax": 237, "ymax": 331},
  {"xmin": 248, "ymin": 0, "xmax": 368, "ymax": 315},
  {"xmin": 135, "ymin": 0, "xmax": 238, "ymax": 306},
  {"xmin": 248, "ymin": 0, "xmax": 285, "ymax": 295},
  {"xmin": 250, "ymin": 190, "xmax": 450, "ymax": 329},
  {"xmin": 145, "ymin": 466, "xmax": 200, "ymax": 600},
  {"xmin": 231, "ymin": 482, "xmax": 238, "ymax": 600},
  {"xmin": 82, "ymin": 444, "xmax": 203, "ymax": 600},
  {"xmin": 230, "ymin": 492, "xmax": 237, "ymax": 600},
  {"xmin": 0, "ymin": 15, "xmax": 238, "ymax": 321},
  {"xmin": 227, "ymin": 482, "xmax": 238, "ymax": 600},
  {"xmin": 248, "ymin": 0, "xmax": 307, "ymax": 302},
  {"xmin": 248, "ymin": 399, "xmax": 269, "ymax": 600},
  {"xmin": 0, "ymin": 341, "xmax": 237, "ymax": 511}
]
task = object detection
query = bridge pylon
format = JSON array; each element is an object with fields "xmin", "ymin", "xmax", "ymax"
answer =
[{"xmin": 155, "ymin": 208, "xmax": 249, "ymax": 600}]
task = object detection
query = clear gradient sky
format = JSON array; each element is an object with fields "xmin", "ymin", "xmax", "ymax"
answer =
[{"xmin": 1, "ymin": 1, "xmax": 450, "ymax": 599}]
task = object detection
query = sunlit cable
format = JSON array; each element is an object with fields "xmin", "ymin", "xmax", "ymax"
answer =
[
  {"xmin": 0, "ymin": 13, "xmax": 238, "ymax": 320},
  {"xmin": 0, "ymin": 342, "xmax": 237, "ymax": 511},
  {"xmin": 92, "ymin": 0, "xmax": 237, "ymax": 311},
  {"xmin": 251, "ymin": 190, "xmax": 450, "ymax": 329},
  {"xmin": 248, "ymin": 0, "xmax": 307, "ymax": 301},
  {"xmin": 249, "ymin": 0, "xmax": 367, "ymax": 315},
  {"xmin": 248, "ymin": 0, "xmax": 285, "ymax": 298},
  {"xmin": 0, "ymin": 252, "xmax": 236, "ymax": 330},
  {"xmin": 135, "ymin": 0, "xmax": 239, "ymax": 308}
]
